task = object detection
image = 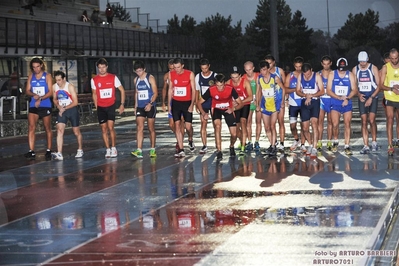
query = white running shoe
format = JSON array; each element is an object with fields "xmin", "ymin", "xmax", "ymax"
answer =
[
  {"xmin": 52, "ymin": 152, "xmax": 63, "ymax": 161},
  {"xmin": 105, "ymin": 148, "xmax": 111, "ymax": 158},
  {"xmin": 110, "ymin": 147, "xmax": 118, "ymax": 158},
  {"xmin": 75, "ymin": 149, "xmax": 84, "ymax": 158}
]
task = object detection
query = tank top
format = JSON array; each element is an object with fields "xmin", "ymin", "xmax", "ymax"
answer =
[
  {"xmin": 288, "ymin": 72, "xmax": 302, "ymax": 107},
  {"xmin": 243, "ymin": 73, "xmax": 259, "ymax": 102},
  {"xmin": 331, "ymin": 70, "xmax": 351, "ymax": 105},
  {"xmin": 258, "ymin": 73, "xmax": 277, "ymax": 112},
  {"xmin": 55, "ymin": 81, "xmax": 73, "ymax": 107},
  {"xmin": 92, "ymin": 73, "xmax": 120, "ymax": 107},
  {"xmin": 228, "ymin": 77, "xmax": 250, "ymax": 105},
  {"xmin": 171, "ymin": 70, "xmax": 193, "ymax": 102},
  {"xmin": 209, "ymin": 84, "xmax": 235, "ymax": 110},
  {"xmin": 355, "ymin": 63, "xmax": 377, "ymax": 98},
  {"xmin": 197, "ymin": 71, "xmax": 216, "ymax": 109},
  {"xmin": 135, "ymin": 73, "xmax": 155, "ymax": 108},
  {"xmin": 383, "ymin": 63, "xmax": 399, "ymax": 102},
  {"xmin": 30, "ymin": 72, "xmax": 51, "ymax": 108},
  {"xmin": 319, "ymin": 70, "xmax": 330, "ymax": 99},
  {"xmin": 300, "ymin": 72, "xmax": 318, "ymax": 96}
]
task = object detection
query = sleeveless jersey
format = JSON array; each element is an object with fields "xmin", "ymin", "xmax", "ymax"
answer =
[
  {"xmin": 243, "ymin": 72, "xmax": 259, "ymax": 101},
  {"xmin": 55, "ymin": 81, "xmax": 73, "ymax": 107},
  {"xmin": 319, "ymin": 70, "xmax": 330, "ymax": 99},
  {"xmin": 383, "ymin": 63, "xmax": 399, "ymax": 102},
  {"xmin": 171, "ymin": 70, "xmax": 193, "ymax": 102},
  {"xmin": 92, "ymin": 73, "xmax": 120, "ymax": 107},
  {"xmin": 331, "ymin": 70, "xmax": 351, "ymax": 105},
  {"xmin": 228, "ymin": 77, "xmax": 250, "ymax": 105},
  {"xmin": 196, "ymin": 71, "xmax": 216, "ymax": 109},
  {"xmin": 258, "ymin": 73, "xmax": 278, "ymax": 112},
  {"xmin": 356, "ymin": 63, "xmax": 377, "ymax": 98},
  {"xmin": 208, "ymin": 84, "xmax": 236, "ymax": 110},
  {"xmin": 135, "ymin": 73, "xmax": 155, "ymax": 108},
  {"xmin": 300, "ymin": 72, "xmax": 318, "ymax": 95},
  {"xmin": 30, "ymin": 72, "xmax": 51, "ymax": 108},
  {"xmin": 288, "ymin": 72, "xmax": 302, "ymax": 107}
]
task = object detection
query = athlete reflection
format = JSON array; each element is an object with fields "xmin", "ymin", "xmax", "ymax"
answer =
[{"xmin": 196, "ymin": 73, "xmax": 243, "ymax": 160}]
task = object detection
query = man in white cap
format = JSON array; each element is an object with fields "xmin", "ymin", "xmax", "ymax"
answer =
[
  {"xmin": 352, "ymin": 51, "xmax": 380, "ymax": 154},
  {"xmin": 326, "ymin": 58, "xmax": 358, "ymax": 155},
  {"xmin": 380, "ymin": 48, "xmax": 399, "ymax": 156}
]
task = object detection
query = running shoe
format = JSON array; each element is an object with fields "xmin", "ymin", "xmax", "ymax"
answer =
[
  {"xmin": 276, "ymin": 143, "xmax": 284, "ymax": 152},
  {"xmin": 216, "ymin": 150, "xmax": 223, "ymax": 160},
  {"xmin": 388, "ymin": 145, "xmax": 395, "ymax": 156},
  {"xmin": 310, "ymin": 148, "xmax": 318, "ymax": 159},
  {"xmin": 245, "ymin": 142, "xmax": 253, "ymax": 151},
  {"xmin": 199, "ymin": 145, "xmax": 208, "ymax": 154},
  {"xmin": 300, "ymin": 145, "xmax": 307, "ymax": 153},
  {"xmin": 75, "ymin": 149, "xmax": 84, "ymax": 158},
  {"xmin": 24, "ymin": 150, "xmax": 36, "ymax": 159},
  {"xmin": 269, "ymin": 146, "xmax": 277, "ymax": 157},
  {"xmin": 131, "ymin": 149, "xmax": 143, "ymax": 158},
  {"xmin": 371, "ymin": 141, "xmax": 378, "ymax": 152},
  {"xmin": 344, "ymin": 146, "xmax": 353, "ymax": 155},
  {"xmin": 316, "ymin": 140, "xmax": 322, "ymax": 151},
  {"xmin": 239, "ymin": 150, "xmax": 245, "ymax": 157},
  {"xmin": 306, "ymin": 146, "xmax": 312, "ymax": 156},
  {"xmin": 264, "ymin": 145, "xmax": 273, "ymax": 155},
  {"xmin": 332, "ymin": 142, "xmax": 338, "ymax": 152},
  {"xmin": 360, "ymin": 146, "xmax": 370, "ymax": 154},
  {"xmin": 105, "ymin": 148, "xmax": 111, "ymax": 158},
  {"xmin": 149, "ymin": 149, "xmax": 157, "ymax": 158},
  {"xmin": 52, "ymin": 152, "xmax": 63, "ymax": 161},
  {"xmin": 235, "ymin": 143, "xmax": 242, "ymax": 150},
  {"xmin": 394, "ymin": 139, "xmax": 399, "ymax": 148},
  {"xmin": 254, "ymin": 141, "xmax": 260, "ymax": 151},
  {"xmin": 188, "ymin": 140, "xmax": 195, "ymax": 152},
  {"xmin": 110, "ymin": 147, "xmax": 118, "ymax": 158},
  {"xmin": 229, "ymin": 146, "xmax": 236, "ymax": 157},
  {"xmin": 45, "ymin": 150, "xmax": 52, "ymax": 161},
  {"xmin": 178, "ymin": 150, "xmax": 185, "ymax": 158},
  {"xmin": 290, "ymin": 140, "xmax": 300, "ymax": 151},
  {"xmin": 326, "ymin": 141, "xmax": 332, "ymax": 151}
]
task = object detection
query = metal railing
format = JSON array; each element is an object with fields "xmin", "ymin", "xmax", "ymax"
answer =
[{"xmin": 0, "ymin": 16, "xmax": 204, "ymax": 58}]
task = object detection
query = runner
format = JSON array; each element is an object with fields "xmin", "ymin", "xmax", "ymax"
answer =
[
  {"xmin": 326, "ymin": 58, "xmax": 358, "ymax": 155},
  {"xmin": 243, "ymin": 61, "xmax": 261, "ymax": 151},
  {"xmin": 228, "ymin": 66, "xmax": 252, "ymax": 157},
  {"xmin": 296, "ymin": 63, "xmax": 325, "ymax": 158},
  {"xmin": 195, "ymin": 58, "xmax": 217, "ymax": 154},
  {"xmin": 196, "ymin": 73, "xmax": 243, "ymax": 160},
  {"xmin": 317, "ymin": 55, "xmax": 333, "ymax": 151},
  {"xmin": 130, "ymin": 60, "xmax": 158, "ymax": 159},
  {"xmin": 352, "ymin": 51, "xmax": 380, "ymax": 154}
]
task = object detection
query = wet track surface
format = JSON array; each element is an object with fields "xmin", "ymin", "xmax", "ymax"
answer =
[{"xmin": 0, "ymin": 109, "xmax": 398, "ymax": 265}]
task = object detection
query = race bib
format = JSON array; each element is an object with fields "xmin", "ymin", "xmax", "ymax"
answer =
[
  {"xmin": 302, "ymin": 88, "xmax": 317, "ymax": 94},
  {"xmin": 138, "ymin": 90, "xmax": 149, "ymax": 100},
  {"xmin": 99, "ymin": 88, "xmax": 113, "ymax": 99},
  {"xmin": 215, "ymin": 102, "xmax": 229, "ymax": 109},
  {"xmin": 32, "ymin": 86, "xmax": 45, "ymax": 96},
  {"xmin": 262, "ymin": 88, "xmax": 274, "ymax": 98},
  {"xmin": 201, "ymin": 86, "xmax": 209, "ymax": 95},
  {"xmin": 58, "ymin": 98, "xmax": 72, "ymax": 107},
  {"xmin": 178, "ymin": 217, "xmax": 192, "ymax": 228},
  {"xmin": 390, "ymin": 80, "xmax": 399, "ymax": 87},
  {"xmin": 335, "ymin": 85, "xmax": 348, "ymax": 96},
  {"xmin": 358, "ymin": 81, "xmax": 372, "ymax": 92},
  {"xmin": 174, "ymin": 86, "xmax": 187, "ymax": 97}
]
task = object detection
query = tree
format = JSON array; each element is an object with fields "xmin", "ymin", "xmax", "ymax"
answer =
[
  {"xmin": 380, "ymin": 22, "xmax": 399, "ymax": 53},
  {"xmin": 196, "ymin": 13, "xmax": 243, "ymax": 73},
  {"xmin": 167, "ymin": 15, "xmax": 197, "ymax": 36},
  {"xmin": 333, "ymin": 9, "xmax": 384, "ymax": 55},
  {"xmin": 111, "ymin": 3, "xmax": 131, "ymax": 22},
  {"xmin": 245, "ymin": 0, "xmax": 313, "ymax": 67}
]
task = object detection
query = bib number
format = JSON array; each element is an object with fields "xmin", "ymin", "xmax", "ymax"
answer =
[
  {"xmin": 174, "ymin": 86, "xmax": 187, "ymax": 97},
  {"xmin": 335, "ymin": 85, "xmax": 348, "ymax": 96},
  {"xmin": 138, "ymin": 90, "xmax": 149, "ymax": 100},
  {"xmin": 215, "ymin": 102, "xmax": 229, "ymax": 109},
  {"xmin": 262, "ymin": 88, "xmax": 274, "ymax": 98},
  {"xmin": 358, "ymin": 82, "xmax": 372, "ymax": 92},
  {"xmin": 32, "ymin": 86, "xmax": 45, "ymax": 96},
  {"xmin": 100, "ymin": 88, "xmax": 113, "ymax": 99}
]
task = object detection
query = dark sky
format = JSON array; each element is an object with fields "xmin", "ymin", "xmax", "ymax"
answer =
[{"xmin": 102, "ymin": 0, "xmax": 398, "ymax": 34}]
